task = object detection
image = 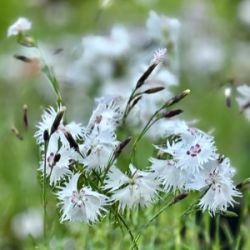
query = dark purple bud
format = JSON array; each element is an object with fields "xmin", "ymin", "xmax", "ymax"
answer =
[
  {"xmin": 165, "ymin": 89, "xmax": 191, "ymax": 107},
  {"xmin": 23, "ymin": 104, "xmax": 28, "ymax": 129},
  {"xmin": 14, "ymin": 55, "xmax": 32, "ymax": 63},
  {"xmin": 163, "ymin": 109, "xmax": 183, "ymax": 118},
  {"xmin": 114, "ymin": 137, "xmax": 132, "ymax": 158},
  {"xmin": 43, "ymin": 129, "xmax": 49, "ymax": 142},
  {"xmin": 136, "ymin": 64, "xmax": 157, "ymax": 89},
  {"xmin": 143, "ymin": 86, "xmax": 165, "ymax": 94},
  {"xmin": 50, "ymin": 107, "xmax": 66, "ymax": 135}
]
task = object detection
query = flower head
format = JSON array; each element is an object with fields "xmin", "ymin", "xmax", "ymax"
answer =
[
  {"xmin": 8, "ymin": 17, "xmax": 32, "ymax": 37},
  {"xmin": 187, "ymin": 158, "xmax": 241, "ymax": 215},
  {"xmin": 57, "ymin": 173, "xmax": 109, "ymax": 223},
  {"xmin": 104, "ymin": 165, "xmax": 159, "ymax": 211}
]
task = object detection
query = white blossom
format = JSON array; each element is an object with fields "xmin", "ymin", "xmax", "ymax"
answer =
[
  {"xmin": 39, "ymin": 133, "xmax": 75, "ymax": 185},
  {"xmin": 151, "ymin": 48, "xmax": 167, "ymax": 65},
  {"xmin": 81, "ymin": 126, "xmax": 118, "ymax": 171},
  {"xmin": 87, "ymin": 96, "xmax": 124, "ymax": 132},
  {"xmin": 7, "ymin": 17, "xmax": 32, "ymax": 37},
  {"xmin": 57, "ymin": 173, "xmax": 109, "ymax": 223},
  {"xmin": 104, "ymin": 165, "xmax": 159, "ymax": 211},
  {"xmin": 160, "ymin": 131, "xmax": 217, "ymax": 173},
  {"xmin": 187, "ymin": 158, "xmax": 241, "ymax": 215},
  {"xmin": 35, "ymin": 106, "xmax": 84, "ymax": 146},
  {"xmin": 149, "ymin": 157, "xmax": 187, "ymax": 192}
]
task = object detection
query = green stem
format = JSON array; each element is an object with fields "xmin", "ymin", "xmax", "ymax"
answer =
[
  {"xmin": 43, "ymin": 142, "xmax": 48, "ymax": 242},
  {"xmin": 130, "ymin": 107, "xmax": 163, "ymax": 162},
  {"xmin": 116, "ymin": 212, "xmax": 138, "ymax": 250},
  {"xmin": 131, "ymin": 197, "xmax": 172, "ymax": 249}
]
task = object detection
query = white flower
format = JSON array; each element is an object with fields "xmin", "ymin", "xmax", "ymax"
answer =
[
  {"xmin": 149, "ymin": 157, "xmax": 187, "ymax": 192},
  {"xmin": 11, "ymin": 209, "xmax": 43, "ymax": 240},
  {"xmin": 151, "ymin": 48, "xmax": 167, "ymax": 65},
  {"xmin": 188, "ymin": 158, "xmax": 241, "ymax": 215},
  {"xmin": 146, "ymin": 11, "xmax": 180, "ymax": 45},
  {"xmin": 236, "ymin": 84, "xmax": 250, "ymax": 120},
  {"xmin": 161, "ymin": 132, "xmax": 217, "ymax": 173},
  {"xmin": 104, "ymin": 165, "xmax": 159, "ymax": 211},
  {"xmin": 81, "ymin": 126, "xmax": 118, "ymax": 171},
  {"xmin": 35, "ymin": 106, "xmax": 84, "ymax": 146},
  {"xmin": 39, "ymin": 133, "xmax": 75, "ymax": 185},
  {"xmin": 34, "ymin": 106, "xmax": 63, "ymax": 145},
  {"xmin": 87, "ymin": 96, "xmax": 124, "ymax": 133},
  {"xmin": 7, "ymin": 17, "xmax": 32, "ymax": 37},
  {"xmin": 57, "ymin": 173, "xmax": 109, "ymax": 223}
]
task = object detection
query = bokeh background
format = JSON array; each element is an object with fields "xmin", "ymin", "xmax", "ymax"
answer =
[{"xmin": 1, "ymin": 0, "xmax": 250, "ymax": 249}]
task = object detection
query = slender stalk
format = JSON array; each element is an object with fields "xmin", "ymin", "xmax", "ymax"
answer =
[
  {"xmin": 130, "ymin": 196, "xmax": 173, "ymax": 249},
  {"xmin": 43, "ymin": 142, "xmax": 48, "ymax": 242},
  {"xmin": 116, "ymin": 212, "xmax": 138, "ymax": 250},
  {"xmin": 130, "ymin": 107, "xmax": 163, "ymax": 162}
]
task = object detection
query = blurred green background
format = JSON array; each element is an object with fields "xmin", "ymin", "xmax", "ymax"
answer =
[{"xmin": 1, "ymin": 0, "xmax": 250, "ymax": 249}]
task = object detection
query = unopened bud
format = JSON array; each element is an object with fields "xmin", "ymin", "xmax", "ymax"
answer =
[
  {"xmin": 11, "ymin": 126, "xmax": 23, "ymax": 140},
  {"xmin": 129, "ymin": 96, "xmax": 142, "ymax": 111},
  {"xmin": 165, "ymin": 89, "xmax": 191, "ymax": 107},
  {"xmin": 114, "ymin": 137, "xmax": 132, "ymax": 158},
  {"xmin": 236, "ymin": 178, "xmax": 250, "ymax": 190},
  {"xmin": 54, "ymin": 153, "xmax": 61, "ymax": 163},
  {"xmin": 144, "ymin": 86, "xmax": 165, "ymax": 94},
  {"xmin": 170, "ymin": 193, "xmax": 188, "ymax": 206},
  {"xmin": 14, "ymin": 55, "xmax": 32, "ymax": 63},
  {"xmin": 43, "ymin": 129, "xmax": 49, "ymax": 142},
  {"xmin": 64, "ymin": 131, "xmax": 79, "ymax": 152},
  {"xmin": 163, "ymin": 109, "xmax": 183, "ymax": 118},
  {"xmin": 17, "ymin": 35, "xmax": 36, "ymax": 47},
  {"xmin": 136, "ymin": 64, "xmax": 157, "ymax": 89},
  {"xmin": 50, "ymin": 107, "xmax": 66, "ymax": 135},
  {"xmin": 23, "ymin": 104, "xmax": 28, "ymax": 129}
]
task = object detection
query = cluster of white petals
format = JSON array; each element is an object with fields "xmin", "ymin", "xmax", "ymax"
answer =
[
  {"xmin": 57, "ymin": 173, "xmax": 108, "ymax": 223},
  {"xmin": 7, "ymin": 17, "xmax": 32, "ymax": 37},
  {"xmin": 104, "ymin": 165, "xmax": 160, "ymax": 211},
  {"xmin": 150, "ymin": 125, "xmax": 240, "ymax": 215},
  {"xmin": 31, "ymin": 10, "xmax": 242, "ymax": 225}
]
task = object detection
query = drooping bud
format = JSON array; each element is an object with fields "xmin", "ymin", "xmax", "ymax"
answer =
[
  {"xmin": 14, "ymin": 55, "xmax": 32, "ymax": 63},
  {"xmin": 64, "ymin": 131, "xmax": 79, "ymax": 152},
  {"xmin": 165, "ymin": 89, "xmax": 191, "ymax": 107},
  {"xmin": 11, "ymin": 126, "xmax": 23, "ymax": 140},
  {"xmin": 50, "ymin": 106, "xmax": 66, "ymax": 135},
  {"xmin": 23, "ymin": 104, "xmax": 28, "ymax": 129},
  {"xmin": 114, "ymin": 137, "xmax": 132, "ymax": 158},
  {"xmin": 163, "ymin": 109, "xmax": 183, "ymax": 118},
  {"xmin": 170, "ymin": 193, "xmax": 189, "ymax": 206}
]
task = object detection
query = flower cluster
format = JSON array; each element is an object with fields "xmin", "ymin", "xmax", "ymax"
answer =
[
  {"xmin": 21, "ymin": 12, "xmax": 241, "ymax": 223},
  {"xmin": 150, "ymin": 125, "xmax": 241, "ymax": 215}
]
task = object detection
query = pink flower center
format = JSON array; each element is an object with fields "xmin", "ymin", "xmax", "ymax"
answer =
[
  {"xmin": 186, "ymin": 144, "xmax": 201, "ymax": 157},
  {"xmin": 47, "ymin": 153, "xmax": 55, "ymax": 167},
  {"xmin": 71, "ymin": 190, "xmax": 87, "ymax": 208}
]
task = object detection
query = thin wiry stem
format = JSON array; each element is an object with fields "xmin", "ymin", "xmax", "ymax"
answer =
[
  {"xmin": 43, "ymin": 142, "xmax": 48, "ymax": 242},
  {"xmin": 116, "ymin": 212, "xmax": 139, "ymax": 250}
]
